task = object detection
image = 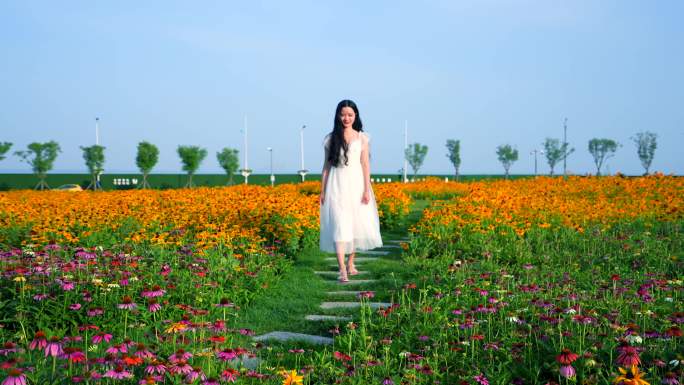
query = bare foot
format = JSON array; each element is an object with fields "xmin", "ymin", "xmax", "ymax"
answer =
[{"xmin": 348, "ymin": 264, "xmax": 359, "ymax": 275}]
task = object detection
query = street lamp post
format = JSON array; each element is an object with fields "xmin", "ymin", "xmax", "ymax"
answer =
[
  {"xmin": 297, "ymin": 125, "xmax": 308, "ymax": 182},
  {"xmin": 240, "ymin": 116, "xmax": 252, "ymax": 184},
  {"xmin": 531, "ymin": 149, "xmax": 544, "ymax": 176},
  {"xmin": 95, "ymin": 117, "xmax": 101, "ymax": 189},
  {"xmin": 267, "ymin": 147, "xmax": 274, "ymax": 187},
  {"xmin": 403, "ymin": 120, "xmax": 408, "ymax": 183},
  {"xmin": 563, "ymin": 117, "xmax": 568, "ymax": 177}
]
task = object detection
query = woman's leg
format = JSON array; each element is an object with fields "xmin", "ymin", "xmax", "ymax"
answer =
[
  {"xmin": 335, "ymin": 242, "xmax": 348, "ymax": 282},
  {"xmin": 348, "ymin": 251, "xmax": 358, "ymax": 275}
]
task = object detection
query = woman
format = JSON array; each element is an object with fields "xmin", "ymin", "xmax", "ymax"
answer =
[{"xmin": 319, "ymin": 99, "xmax": 383, "ymax": 282}]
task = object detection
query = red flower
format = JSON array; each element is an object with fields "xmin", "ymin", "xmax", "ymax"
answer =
[{"xmin": 556, "ymin": 349, "xmax": 578, "ymax": 365}]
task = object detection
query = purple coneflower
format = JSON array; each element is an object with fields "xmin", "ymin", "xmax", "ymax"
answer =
[
  {"xmin": 382, "ymin": 377, "xmax": 394, "ymax": 385},
  {"xmin": 92, "ymin": 332, "xmax": 113, "ymax": 344},
  {"xmin": 185, "ymin": 367, "xmax": 206, "ymax": 383},
  {"xmin": 0, "ymin": 342, "xmax": 19, "ymax": 356},
  {"xmin": 147, "ymin": 299, "xmax": 161, "ymax": 313},
  {"xmin": 2, "ymin": 368, "xmax": 27, "ymax": 385},
  {"xmin": 221, "ymin": 368, "xmax": 238, "ymax": 383},
  {"xmin": 474, "ymin": 373, "xmax": 489, "ymax": 385},
  {"xmin": 69, "ymin": 303, "xmax": 82, "ymax": 311},
  {"xmin": 104, "ymin": 366, "xmax": 133, "ymax": 380},
  {"xmin": 44, "ymin": 336, "xmax": 63, "ymax": 357},
  {"xmin": 87, "ymin": 307, "xmax": 104, "ymax": 317},
  {"xmin": 662, "ymin": 372, "xmax": 680, "ymax": 385},
  {"xmin": 60, "ymin": 280, "xmax": 75, "ymax": 291},
  {"xmin": 105, "ymin": 344, "xmax": 127, "ymax": 355},
  {"xmin": 168, "ymin": 360, "xmax": 193, "ymax": 375},
  {"xmin": 168, "ymin": 349, "xmax": 192, "ymax": 363},
  {"xmin": 202, "ymin": 378, "xmax": 220, "ymax": 385},
  {"xmin": 33, "ymin": 293, "xmax": 49, "ymax": 301},
  {"xmin": 559, "ymin": 365, "xmax": 576, "ymax": 379},
  {"xmin": 144, "ymin": 360, "xmax": 167, "ymax": 375},
  {"xmin": 60, "ymin": 347, "xmax": 86, "ymax": 363},
  {"xmin": 217, "ymin": 348, "xmax": 237, "ymax": 361},
  {"xmin": 141, "ymin": 285, "xmax": 166, "ymax": 298},
  {"xmin": 616, "ymin": 345, "xmax": 641, "ymax": 367},
  {"xmin": 117, "ymin": 296, "xmax": 137, "ymax": 310},
  {"xmin": 134, "ymin": 343, "xmax": 155, "ymax": 359},
  {"xmin": 29, "ymin": 331, "xmax": 47, "ymax": 351}
]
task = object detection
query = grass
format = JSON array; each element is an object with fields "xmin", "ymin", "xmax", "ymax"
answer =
[{"xmin": 233, "ymin": 199, "xmax": 429, "ymax": 344}]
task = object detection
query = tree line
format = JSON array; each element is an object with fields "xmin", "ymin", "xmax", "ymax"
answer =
[
  {"xmin": 0, "ymin": 130, "xmax": 660, "ymax": 190},
  {"xmin": 404, "ymin": 131, "xmax": 658, "ymax": 179},
  {"xmin": 0, "ymin": 142, "xmax": 240, "ymax": 190}
]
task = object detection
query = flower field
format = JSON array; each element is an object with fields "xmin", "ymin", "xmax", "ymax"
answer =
[
  {"xmin": 304, "ymin": 176, "xmax": 684, "ymax": 384},
  {"xmin": 0, "ymin": 176, "xmax": 683, "ymax": 384}
]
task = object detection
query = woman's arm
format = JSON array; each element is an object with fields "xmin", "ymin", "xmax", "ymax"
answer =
[
  {"xmin": 320, "ymin": 140, "xmax": 331, "ymax": 205},
  {"xmin": 360, "ymin": 133, "xmax": 371, "ymax": 204}
]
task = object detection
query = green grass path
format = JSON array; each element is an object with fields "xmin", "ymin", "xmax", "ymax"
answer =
[{"xmin": 233, "ymin": 199, "xmax": 429, "ymax": 343}]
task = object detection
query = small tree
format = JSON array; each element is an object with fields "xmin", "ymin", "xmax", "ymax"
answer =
[
  {"xmin": 136, "ymin": 141, "xmax": 159, "ymax": 189},
  {"xmin": 543, "ymin": 138, "xmax": 574, "ymax": 176},
  {"xmin": 405, "ymin": 143, "xmax": 428, "ymax": 178},
  {"xmin": 80, "ymin": 145, "xmax": 105, "ymax": 190},
  {"xmin": 14, "ymin": 141, "xmax": 61, "ymax": 190},
  {"xmin": 177, "ymin": 145, "xmax": 207, "ymax": 188},
  {"xmin": 496, "ymin": 144, "xmax": 518, "ymax": 179},
  {"xmin": 631, "ymin": 131, "xmax": 657, "ymax": 175},
  {"xmin": 588, "ymin": 138, "xmax": 619, "ymax": 176},
  {"xmin": 0, "ymin": 142, "xmax": 12, "ymax": 161},
  {"xmin": 217, "ymin": 148, "xmax": 240, "ymax": 185},
  {"xmin": 445, "ymin": 139, "xmax": 461, "ymax": 181}
]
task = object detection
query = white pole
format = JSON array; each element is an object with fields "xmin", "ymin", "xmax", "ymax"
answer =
[
  {"xmin": 244, "ymin": 116, "xmax": 248, "ymax": 170},
  {"xmin": 95, "ymin": 117, "xmax": 100, "ymax": 145},
  {"xmin": 300, "ymin": 125, "xmax": 305, "ymax": 171},
  {"xmin": 403, "ymin": 120, "xmax": 408, "ymax": 183}
]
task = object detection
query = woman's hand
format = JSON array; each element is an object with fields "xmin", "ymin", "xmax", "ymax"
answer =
[
  {"xmin": 319, "ymin": 192, "xmax": 325, "ymax": 205},
  {"xmin": 361, "ymin": 190, "xmax": 370, "ymax": 205}
]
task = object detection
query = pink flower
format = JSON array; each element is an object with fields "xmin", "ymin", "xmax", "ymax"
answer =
[
  {"xmin": 168, "ymin": 349, "xmax": 192, "ymax": 363},
  {"xmin": 559, "ymin": 365, "xmax": 576, "ymax": 379},
  {"xmin": 69, "ymin": 303, "xmax": 82, "ymax": 311},
  {"xmin": 474, "ymin": 373, "xmax": 489, "ymax": 385},
  {"xmin": 117, "ymin": 296, "xmax": 137, "ymax": 310},
  {"xmin": 147, "ymin": 300, "xmax": 161, "ymax": 313},
  {"xmin": 616, "ymin": 345, "xmax": 641, "ymax": 367},
  {"xmin": 141, "ymin": 285, "xmax": 166, "ymax": 298},
  {"xmin": 145, "ymin": 361, "xmax": 167, "ymax": 375},
  {"xmin": 104, "ymin": 366, "xmax": 132, "ymax": 380},
  {"xmin": 44, "ymin": 337, "xmax": 63, "ymax": 357},
  {"xmin": 29, "ymin": 331, "xmax": 47, "ymax": 351},
  {"xmin": 92, "ymin": 332, "xmax": 113, "ymax": 344},
  {"xmin": 217, "ymin": 348, "xmax": 237, "ymax": 361},
  {"xmin": 221, "ymin": 368, "xmax": 239, "ymax": 383},
  {"xmin": 105, "ymin": 344, "xmax": 127, "ymax": 355},
  {"xmin": 2, "ymin": 368, "xmax": 27, "ymax": 385}
]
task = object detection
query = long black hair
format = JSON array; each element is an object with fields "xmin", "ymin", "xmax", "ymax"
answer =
[{"xmin": 326, "ymin": 99, "xmax": 363, "ymax": 167}]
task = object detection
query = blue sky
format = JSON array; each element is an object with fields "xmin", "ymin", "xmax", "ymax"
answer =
[{"xmin": 1, "ymin": 1, "xmax": 682, "ymax": 175}]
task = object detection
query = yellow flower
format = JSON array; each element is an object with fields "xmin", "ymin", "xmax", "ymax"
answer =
[
  {"xmin": 614, "ymin": 365, "xmax": 650, "ymax": 385},
  {"xmin": 280, "ymin": 369, "xmax": 303, "ymax": 385},
  {"xmin": 13, "ymin": 276, "xmax": 26, "ymax": 282},
  {"xmin": 164, "ymin": 322, "xmax": 188, "ymax": 334}
]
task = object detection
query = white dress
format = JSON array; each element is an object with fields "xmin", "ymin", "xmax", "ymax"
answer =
[{"xmin": 319, "ymin": 131, "xmax": 383, "ymax": 254}]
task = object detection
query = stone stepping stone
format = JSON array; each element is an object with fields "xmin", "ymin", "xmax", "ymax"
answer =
[
  {"xmin": 325, "ymin": 257, "xmax": 375, "ymax": 262},
  {"xmin": 381, "ymin": 244, "xmax": 401, "ymax": 249},
  {"xmin": 305, "ymin": 314, "xmax": 352, "ymax": 321},
  {"xmin": 314, "ymin": 270, "xmax": 369, "ymax": 276},
  {"xmin": 360, "ymin": 250, "xmax": 390, "ymax": 256},
  {"xmin": 253, "ymin": 331, "xmax": 333, "ymax": 345},
  {"xmin": 326, "ymin": 291, "xmax": 362, "ymax": 296},
  {"xmin": 386, "ymin": 239, "xmax": 409, "ymax": 244},
  {"xmin": 334, "ymin": 279, "xmax": 376, "ymax": 286},
  {"xmin": 320, "ymin": 301, "xmax": 392, "ymax": 310},
  {"xmin": 225, "ymin": 353, "xmax": 261, "ymax": 370}
]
